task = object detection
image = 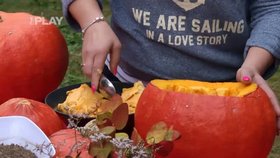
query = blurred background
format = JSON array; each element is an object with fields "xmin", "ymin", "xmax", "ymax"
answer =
[{"xmin": 0, "ymin": 1, "xmax": 279, "ymax": 157}]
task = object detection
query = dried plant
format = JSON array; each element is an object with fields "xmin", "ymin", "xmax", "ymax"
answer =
[{"xmin": 65, "ymin": 94, "xmax": 181, "ymax": 158}]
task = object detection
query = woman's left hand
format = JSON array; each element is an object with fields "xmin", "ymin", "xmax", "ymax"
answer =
[{"xmin": 236, "ymin": 67, "xmax": 280, "ymax": 134}]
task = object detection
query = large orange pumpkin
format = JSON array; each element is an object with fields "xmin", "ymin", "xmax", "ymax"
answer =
[
  {"xmin": 50, "ymin": 129, "xmax": 92, "ymax": 158},
  {"xmin": 0, "ymin": 11, "xmax": 68, "ymax": 104},
  {"xmin": 135, "ymin": 80, "xmax": 276, "ymax": 158},
  {"xmin": 0, "ymin": 98, "xmax": 65, "ymax": 136}
]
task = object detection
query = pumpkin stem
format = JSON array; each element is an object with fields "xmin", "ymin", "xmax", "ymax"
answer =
[{"xmin": 17, "ymin": 99, "xmax": 32, "ymax": 107}]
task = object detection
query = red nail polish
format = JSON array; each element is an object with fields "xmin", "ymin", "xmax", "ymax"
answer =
[
  {"xmin": 243, "ymin": 76, "xmax": 251, "ymax": 81},
  {"xmin": 113, "ymin": 67, "xmax": 118, "ymax": 76},
  {"xmin": 91, "ymin": 84, "xmax": 96, "ymax": 92}
]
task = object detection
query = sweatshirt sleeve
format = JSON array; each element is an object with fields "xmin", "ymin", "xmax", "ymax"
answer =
[
  {"xmin": 245, "ymin": 0, "xmax": 280, "ymax": 78},
  {"xmin": 61, "ymin": 0, "xmax": 103, "ymax": 31}
]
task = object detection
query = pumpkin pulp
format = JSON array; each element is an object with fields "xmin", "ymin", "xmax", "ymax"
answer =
[{"xmin": 151, "ymin": 79, "xmax": 257, "ymax": 97}]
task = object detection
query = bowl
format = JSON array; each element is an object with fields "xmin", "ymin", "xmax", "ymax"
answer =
[
  {"xmin": 45, "ymin": 82, "xmax": 135, "ymax": 135},
  {"xmin": 0, "ymin": 116, "xmax": 56, "ymax": 158}
]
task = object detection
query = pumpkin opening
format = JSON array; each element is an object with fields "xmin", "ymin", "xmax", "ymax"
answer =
[{"xmin": 151, "ymin": 79, "xmax": 257, "ymax": 97}]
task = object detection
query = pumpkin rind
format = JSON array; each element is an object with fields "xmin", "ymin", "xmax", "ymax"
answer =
[
  {"xmin": 0, "ymin": 12, "xmax": 68, "ymax": 103},
  {"xmin": 135, "ymin": 80, "xmax": 276, "ymax": 158}
]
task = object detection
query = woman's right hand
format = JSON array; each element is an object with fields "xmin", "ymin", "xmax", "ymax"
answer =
[
  {"xmin": 69, "ymin": 0, "xmax": 121, "ymax": 91},
  {"xmin": 81, "ymin": 20, "xmax": 121, "ymax": 91}
]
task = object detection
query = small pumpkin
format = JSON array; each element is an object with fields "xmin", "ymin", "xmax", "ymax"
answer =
[
  {"xmin": 135, "ymin": 80, "xmax": 276, "ymax": 158},
  {"xmin": 0, "ymin": 11, "xmax": 68, "ymax": 104},
  {"xmin": 49, "ymin": 129, "xmax": 92, "ymax": 158},
  {"xmin": 0, "ymin": 98, "xmax": 65, "ymax": 136}
]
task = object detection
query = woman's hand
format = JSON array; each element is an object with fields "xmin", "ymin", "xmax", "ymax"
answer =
[
  {"xmin": 236, "ymin": 67, "xmax": 280, "ymax": 134},
  {"xmin": 69, "ymin": 0, "xmax": 121, "ymax": 91},
  {"xmin": 237, "ymin": 46, "xmax": 280, "ymax": 134},
  {"xmin": 81, "ymin": 21, "xmax": 121, "ymax": 91}
]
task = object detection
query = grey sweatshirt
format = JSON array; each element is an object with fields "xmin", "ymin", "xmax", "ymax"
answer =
[{"xmin": 62, "ymin": 0, "xmax": 280, "ymax": 82}]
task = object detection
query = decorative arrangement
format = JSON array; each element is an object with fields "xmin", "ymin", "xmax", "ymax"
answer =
[{"xmin": 50, "ymin": 94, "xmax": 181, "ymax": 158}]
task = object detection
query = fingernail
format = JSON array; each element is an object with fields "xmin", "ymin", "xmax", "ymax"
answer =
[
  {"xmin": 91, "ymin": 83, "xmax": 96, "ymax": 92},
  {"xmin": 242, "ymin": 76, "xmax": 251, "ymax": 81},
  {"xmin": 113, "ymin": 67, "xmax": 118, "ymax": 76}
]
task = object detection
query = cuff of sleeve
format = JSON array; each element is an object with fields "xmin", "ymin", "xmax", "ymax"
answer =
[
  {"xmin": 62, "ymin": 0, "xmax": 103, "ymax": 31},
  {"xmin": 244, "ymin": 33, "xmax": 280, "ymax": 79}
]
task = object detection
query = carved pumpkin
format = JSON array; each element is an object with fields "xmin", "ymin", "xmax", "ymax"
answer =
[
  {"xmin": 135, "ymin": 80, "xmax": 276, "ymax": 158},
  {"xmin": 49, "ymin": 129, "xmax": 92, "ymax": 158},
  {"xmin": 0, "ymin": 11, "xmax": 68, "ymax": 104},
  {"xmin": 0, "ymin": 98, "xmax": 65, "ymax": 136}
]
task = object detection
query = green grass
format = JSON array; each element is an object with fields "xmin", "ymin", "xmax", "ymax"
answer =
[
  {"xmin": 1, "ymin": 1, "xmax": 280, "ymax": 157},
  {"xmin": 268, "ymin": 70, "xmax": 280, "ymax": 158},
  {"xmin": 269, "ymin": 70, "xmax": 280, "ymax": 98}
]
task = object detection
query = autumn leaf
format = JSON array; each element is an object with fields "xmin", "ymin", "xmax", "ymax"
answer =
[
  {"xmin": 98, "ymin": 94, "xmax": 123, "ymax": 113},
  {"xmin": 111, "ymin": 103, "xmax": 129, "ymax": 130},
  {"xmin": 89, "ymin": 142, "xmax": 113, "ymax": 158},
  {"xmin": 165, "ymin": 126, "xmax": 181, "ymax": 141},
  {"xmin": 96, "ymin": 112, "xmax": 112, "ymax": 126},
  {"xmin": 115, "ymin": 132, "xmax": 129, "ymax": 140},
  {"xmin": 131, "ymin": 128, "xmax": 144, "ymax": 145},
  {"xmin": 99, "ymin": 126, "xmax": 116, "ymax": 137},
  {"xmin": 154, "ymin": 141, "xmax": 174, "ymax": 157},
  {"xmin": 146, "ymin": 122, "xmax": 168, "ymax": 144},
  {"xmin": 146, "ymin": 121, "xmax": 181, "ymax": 145}
]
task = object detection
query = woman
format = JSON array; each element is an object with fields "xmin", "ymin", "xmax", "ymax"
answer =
[{"xmin": 62, "ymin": 0, "xmax": 280, "ymax": 131}]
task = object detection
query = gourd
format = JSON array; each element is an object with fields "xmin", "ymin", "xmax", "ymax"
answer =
[
  {"xmin": 135, "ymin": 80, "xmax": 276, "ymax": 158},
  {"xmin": 0, "ymin": 11, "xmax": 68, "ymax": 104},
  {"xmin": 49, "ymin": 129, "xmax": 92, "ymax": 158},
  {"xmin": 0, "ymin": 98, "xmax": 65, "ymax": 136}
]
